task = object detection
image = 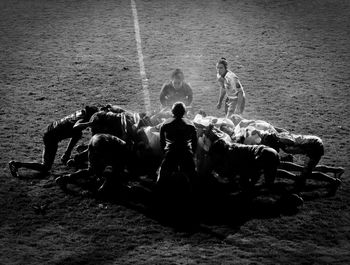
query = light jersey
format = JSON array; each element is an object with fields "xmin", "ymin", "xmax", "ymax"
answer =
[
  {"xmin": 143, "ymin": 126, "xmax": 162, "ymax": 156},
  {"xmin": 193, "ymin": 114, "xmax": 235, "ymax": 129},
  {"xmin": 217, "ymin": 70, "xmax": 244, "ymax": 98},
  {"xmin": 233, "ymin": 120, "xmax": 278, "ymax": 145}
]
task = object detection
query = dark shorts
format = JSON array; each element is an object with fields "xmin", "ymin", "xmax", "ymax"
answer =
[
  {"xmin": 255, "ymin": 146, "xmax": 280, "ymax": 169},
  {"xmin": 226, "ymin": 144, "xmax": 279, "ymax": 178},
  {"xmin": 300, "ymin": 136, "xmax": 324, "ymax": 159},
  {"xmin": 280, "ymin": 134, "xmax": 324, "ymax": 160}
]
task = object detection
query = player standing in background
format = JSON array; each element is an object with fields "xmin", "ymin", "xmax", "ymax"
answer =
[
  {"xmin": 159, "ymin": 69, "xmax": 193, "ymax": 108},
  {"xmin": 216, "ymin": 58, "xmax": 246, "ymax": 116}
]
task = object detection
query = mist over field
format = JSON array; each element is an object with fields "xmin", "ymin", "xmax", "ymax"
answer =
[{"xmin": 0, "ymin": 0, "xmax": 349, "ymax": 264}]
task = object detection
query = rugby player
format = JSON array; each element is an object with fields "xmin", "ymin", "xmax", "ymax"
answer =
[
  {"xmin": 9, "ymin": 106, "xmax": 98, "ymax": 177},
  {"xmin": 216, "ymin": 58, "xmax": 246, "ymax": 116},
  {"xmin": 158, "ymin": 102, "xmax": 198, "ymax": 186},
  {"xmin": 159, "ymin": 69, "xmax": 193, "ymax": 108}
]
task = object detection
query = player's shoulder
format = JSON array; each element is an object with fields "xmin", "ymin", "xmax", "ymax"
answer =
[
  {"xmin": 226, "ymin": 70, "xmax": 238, "ymax": 80},
  {"xmin": 91, "ymin": 110, "xmax": 107, "ymax": 121},
  {"xmin": 162, "ymin": 81, "xmax": 173, "ymax": 89},
  {"xmin": 161, "ymin": 117, "xmax": 174, "ymax": 126},
  {"xmin": 183, "ymin": 118, "xmax": 195, "ymax": 127},
  {"xmin": 182, "ymin": 81, "xmax": 192, "ymax": 89}
]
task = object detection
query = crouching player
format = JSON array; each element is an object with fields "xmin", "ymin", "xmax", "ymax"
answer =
[
  {"xmin": 211, "ymin": 140, "xmax": 279, "ymax": 190},
  {"xmin": 9, "ymin": 106, "xmax": 98, "ymax": 177},
  {"xmin": 55, "ymin": 133, "xmax": 129, "ymax": 194},
  {"xmin": 200, "ymin": 125, "xmax": 279, "ymax": 190},
  {"xmin": 276, "ymin": 132, "xmax": 343, "ymax": 190},
  {"xmin": 229, "ymin": 116, "xmax": 344, "ymax": 190}
]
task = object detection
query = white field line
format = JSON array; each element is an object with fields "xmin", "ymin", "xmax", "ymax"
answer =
[{"xmin": 130, "ymin": 0, "xmax": 151, "ymax": 113}]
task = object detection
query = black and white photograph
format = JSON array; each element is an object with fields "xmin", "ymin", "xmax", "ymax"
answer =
[{"xmin": 0, "ymin": 0, "xmax": 349, "ymax": 264}]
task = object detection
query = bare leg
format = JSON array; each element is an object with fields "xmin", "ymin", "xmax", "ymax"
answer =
[
  {"xmin": 67, "ymin": 148, "xmax": 88, "ymax": 166},
  {"xmin": 235, "ymin": 92, "xmax": 245, "ymax": 114},
  {"xmin": 313, "ymin": 165, "xmax": 344, "ymax": 179},
  {"xmin": 309, "ymin": 171, "xmax": 340, "ymax": 184},
  {"xmin": 55, "ymin": 168, "xmax": 91, "ymax": 190},
  {"xmin": 9, "ymin": 142, "xmax": 57, "ymax": 177},
  {"xmin": 13, "ymin": 161, "xmax": 48, "ymax": 172},
  {"xmin": 277, "ymin": 169, "xmax": 297, "ymax": 180},
  {"xmin": 280, "ymin": 161, "xmax": 344, "ymax": 179},
  {"xmin": 65, "ymin": 168, "xmax": 91, "ymax": 184},
  {"xmin": 225, "ymin": 98, "xmax": 237, "ymax": 117},
  {"xmin": 279, "ymin": 161, "xmax": 303, "ymax": 172}
]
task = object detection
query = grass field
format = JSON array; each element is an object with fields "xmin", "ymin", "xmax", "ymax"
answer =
[{"xmin": 0, "ymin": 0, "xmax": 349, "ymax": 264}]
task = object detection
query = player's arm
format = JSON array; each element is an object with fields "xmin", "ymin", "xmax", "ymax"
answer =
[
  {"xmin": 217, "ymin": 77, "xmax": 226, "ymax": 109},
  {"xmin": 185, "ymin": 83, "xmax": 193, "ymax": 106},
  {"xmin": 73, "ymin": 119, "xmax": 92, "ymax": 131},
  {"xmin": 159, "ymin": 83, "xmax": 169, "ymax": 107},
  {"xmin": 61, "ymin": 118, "xmax": 87, "ymax": 164},
  {"xmin": 233, "ymin": 77, "xmax": 245, "ymax": 114},
  {"xmin": 61, "ymin": 131, "xmax": 82, "ymax": 164}
]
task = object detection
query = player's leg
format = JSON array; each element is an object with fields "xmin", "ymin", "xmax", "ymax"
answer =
[
  {"xmin": 279, "ymin": 161, "xmax": 304, "ymax": 172},
  {"xmin": 259, "ymin": 147, "xmax": 279, "ymax": 188},
  {"xmin": 225, "ymin": 98, "xmax": 237, "ymax": 117},
  {"xmin": 301, "ymin": 136, "xmax": 324, "ymax": 176},
  {"xmin": 224, "ymin": 97, "xmax": 230, "ymax": 115},
  {"xmin": 308, "ymin": 170, "xmax": 341, "ymax": 184},
  {"xmin": 313, "ymin": 165, "xmax": 344, "ymax": 179},
  {"xmin": 280, "ymin": 161, "xmax": 344, "ymax": 179},
  {"xmin": 9, "ymin": 140, "xmax": 57, "ymax": 177},
  {"xmin": 98, "ymin": 150, "xmax": 128, "ymax": 194},
  {"xmin": 181, "ymin": 152, "xmax": 198, "ymax": 192},
  {"xmin": 9, "ymin": 158, "xmax": 49, "ymax": 178},
  {"xmin": 236, "ymin": 93, "xmax": 245, "ymax": 114},
  {"xmin": 67, "ymin": 149, "xmax": 89, "ymax": 167},
  {"xmin": 277, "ymin": 168, "xmax": 297, "ymax": 180},
  {"xmin": 55, "ymin": 168, "xmax": 90, "ymax": 190}
]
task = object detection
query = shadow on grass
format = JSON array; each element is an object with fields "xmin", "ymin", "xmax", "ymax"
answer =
[{"xmin": 55, "ymin": 171, "xmax": 339, "ymax": 238}]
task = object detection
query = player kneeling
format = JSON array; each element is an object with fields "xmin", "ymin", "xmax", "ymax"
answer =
[
  {"xmin": 55, "ymin": 133, "xmax": 129, "ymax": 194},
  {"xmin": 210, "ymin": 139, "xmax": 279, "ymax": 190}
]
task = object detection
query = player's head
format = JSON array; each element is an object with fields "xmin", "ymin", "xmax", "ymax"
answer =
[
  {"xmin": 84, "ymin": 105, "xmax": 99, "ymax": 119},
  {"xmin": 216, "ymin": 57, "xmax": 228, "ymax": 76},
  {"xmin": 171, "ymin": 101, "xmax": 186, "ymax": 118},
  {"xmin": 219, "ymin": 124, "xmax": 234, "ymax": 136},
  {"xmin": 99, "ymin": 104, "xmax": 111, "ymax": 112},
  {"xmin": 171, "ymin": 68, "xmax": 184, "ymax": 89}
]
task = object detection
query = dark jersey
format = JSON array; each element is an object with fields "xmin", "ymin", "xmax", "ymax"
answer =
[
  {"xmin": 88, "ymin": 111, "xmax": 126, "ymax": 138},
  {"xmin": 46, "ymin": 110, "xmax": 87, "ymax": 141},
  {"xmin": 159, "ymin": 81, "xmax": 193, "ymax": 107},
  {"xmin": 160, "ymin": 117, "xmax": 197, "ymax": 154},
  {"xmin": 209, "ymin": 139, "xmax": 266, "ymax": 175}
]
